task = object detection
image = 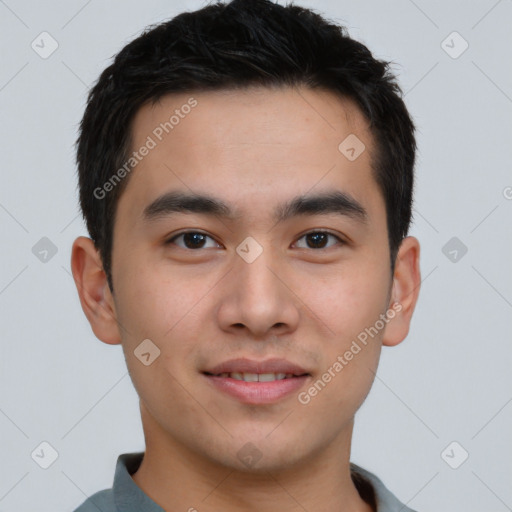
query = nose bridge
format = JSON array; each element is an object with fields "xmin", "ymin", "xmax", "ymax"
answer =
[
  {"xmin": 218, "ymin": 236, "xmax": 300, "ymax": 336},
  {"xmin": 234, "ymin": 239, "xmax": 283, "ymax": 307}
]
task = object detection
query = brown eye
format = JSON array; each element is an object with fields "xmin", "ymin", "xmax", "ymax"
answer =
[
  {"xmin": 295, "ymin": 231, "xmax": 343, "ymax": 249},
  {"xmin": 166, "ymin": 231, "xmax": 220, "ymax": 250}
]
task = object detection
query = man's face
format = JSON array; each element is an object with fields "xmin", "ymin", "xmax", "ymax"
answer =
[{"xmin": 108, "ymin": 86, "xmax": 396, "ymax": 471}]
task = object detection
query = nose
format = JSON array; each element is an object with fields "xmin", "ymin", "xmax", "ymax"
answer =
[{"xmin": 216, "ymin": 241, "xmax": 300, "ymax": 339}]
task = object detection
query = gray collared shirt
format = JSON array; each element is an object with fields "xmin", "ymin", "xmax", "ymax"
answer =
[{"xmin": 73, "ymin": 452, "xmax": 417, "ymax": 512}]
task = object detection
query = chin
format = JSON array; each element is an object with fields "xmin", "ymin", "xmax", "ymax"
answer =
[{"xmin": 210, "ymin": 432, "xmax": 311, "ymax": 474}]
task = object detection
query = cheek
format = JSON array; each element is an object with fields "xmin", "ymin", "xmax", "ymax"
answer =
[
  {"xmin": 296, "ymin": 258, "xmax": 389, "ymax": 340},
  {"xmin": 115, "ymin": 253, "xmax": 195, "ymax": 336},
  {"xmin": 294, "ymin": 254, "xmax": 388, "ymax": 399},
  {"xmin": 114, "ymin": 257, "xmax": 209, "ymax": 374}
]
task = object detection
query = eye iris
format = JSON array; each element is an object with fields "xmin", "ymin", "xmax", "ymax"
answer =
[
  {"xmin": 307, "ymin": 232, "xmax": 328, "ymax": 249},
  {"xmin": 183, "ymin": 233, "xmax": 206, "ymax": 249}
]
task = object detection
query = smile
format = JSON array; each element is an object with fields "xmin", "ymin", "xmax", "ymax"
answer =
[
  {"xmin": 203, "ymin": 372, "xmax": 310, "ymax": 404},
  {"xmin": 205, "ymin": 372, "xmax": 300, "ymax": 381}
]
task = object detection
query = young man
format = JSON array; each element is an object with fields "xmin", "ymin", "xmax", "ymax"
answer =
[{"xmin": 71, "ymin": 0, "xmax": 421, "ymax": 510}]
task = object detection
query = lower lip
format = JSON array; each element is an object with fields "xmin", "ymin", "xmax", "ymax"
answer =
[{"xmin": 203, "ymin": 374, "xmax": 310, "ymax": 404}]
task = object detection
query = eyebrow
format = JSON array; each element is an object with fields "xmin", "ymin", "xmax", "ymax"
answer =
[{"xmin": 142, "ymin": 190, "xmax": 368, "ymax": 225}]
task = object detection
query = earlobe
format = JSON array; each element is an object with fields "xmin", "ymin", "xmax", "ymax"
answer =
[
  {"xmin": 382, "ymin": 236, "xmax": 421, "ymax": 347},
  {"xmin": 70, "ymin": 236, "xmax": 122, "ymax": 345}
]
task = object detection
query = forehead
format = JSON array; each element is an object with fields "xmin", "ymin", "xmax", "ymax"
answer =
[
  {"xmin": 118, "ymin": 85, "xmax": 382, "ymax": 226},
  {"xmin": 132, "ymin": 85, "xmax": 370, "ymax": 155}
]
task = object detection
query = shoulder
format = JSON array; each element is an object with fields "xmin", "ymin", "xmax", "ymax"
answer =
[{"xmin": 72, "ymin": 488, "xmax": 116, "ymax": 512}]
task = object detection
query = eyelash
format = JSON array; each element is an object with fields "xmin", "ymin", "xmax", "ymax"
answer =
[{"xmin": 165, "ymin": 230, "xmax": 346, "ymax": 250}]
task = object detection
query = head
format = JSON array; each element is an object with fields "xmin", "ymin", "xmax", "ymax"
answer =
[{"xmin": 72, "ymin": 0, "xmax": 420, "ymax": 473}]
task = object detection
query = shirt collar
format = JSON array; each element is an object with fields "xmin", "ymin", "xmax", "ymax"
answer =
[
  {"xmin": 350, "ymin": 462, "xmax": 417, "ymax": 511},
  {"xmin": 113, "ymin": 452, "xmax": 164, "ymax": 511}
]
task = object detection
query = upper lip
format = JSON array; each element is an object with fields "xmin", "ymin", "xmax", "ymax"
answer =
[{"xmin": 204, "ymin": 358, "xmax": 310, "ymax": 376}]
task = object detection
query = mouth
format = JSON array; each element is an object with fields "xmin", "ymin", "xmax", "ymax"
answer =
[
  {"xmin": 203, "ymin": 371, "xmax": 307, "ymax": 381},
  {"xmin": 202, "ymin": 358, "xmax": 311, "ymax": 404}
]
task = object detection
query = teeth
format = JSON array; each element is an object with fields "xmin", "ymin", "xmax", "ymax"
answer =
[
  {"xmin": 259, "ymin": 373, "xmax": 282, "ymax": 382},
  {"xmin": 217, "ymin": 372, "xmax": 295, "ymax": 381}
]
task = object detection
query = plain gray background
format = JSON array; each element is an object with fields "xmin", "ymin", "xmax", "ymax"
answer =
[{"xmin": 0, "ymin": 1, "xmax": 511, "ymax": 511}]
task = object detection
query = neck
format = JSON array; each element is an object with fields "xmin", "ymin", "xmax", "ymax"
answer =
[{"xmin": 131, "ymin": 403, "xmax": 374, "ymax": 512}]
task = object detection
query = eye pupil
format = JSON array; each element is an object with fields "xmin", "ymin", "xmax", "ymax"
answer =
[
  {"xmin": 183, "ymin": 232, "xmax": 206, "ymax": 249},
  {"xmin": 307, "ymin": 232, "xmax": 328, "ymax": 248}
]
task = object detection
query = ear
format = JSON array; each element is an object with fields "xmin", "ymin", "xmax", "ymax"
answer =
[
  {"xmin": 70, "ymin": 236, "xmax": 121, "ymax": 345},
  {"xmin": 382, "ymin": 236, "xmax": 421, "ymax": 347}
]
